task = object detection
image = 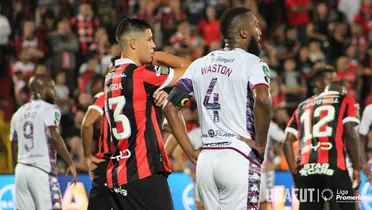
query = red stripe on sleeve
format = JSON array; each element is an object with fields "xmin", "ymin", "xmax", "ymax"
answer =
[{"xmin": 336, "ymin": 98, "xmax": 348, "ymax": 170}]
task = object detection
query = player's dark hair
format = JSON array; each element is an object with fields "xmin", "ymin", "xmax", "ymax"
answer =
[
  {"xmin": 115, "ymin": 17, "xmax": 151, "ymax": 44},
  {"xmin": 312, "ymin": 65, "xmax": 335, "ymax": 80},
  {"xmin": 220, "ymin": 7, "xmax": 251, "ymax": 39}
]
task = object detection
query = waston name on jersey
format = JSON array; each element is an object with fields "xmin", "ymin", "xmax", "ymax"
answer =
[{"xmin": 201, "ymin": 64, "xmax": 233, "ymax": 77}]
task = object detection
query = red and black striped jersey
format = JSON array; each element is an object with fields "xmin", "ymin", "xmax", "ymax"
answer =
[
  {"xmin": 104, "ymin": 58, "xmax": 174, "ymax": 188},
  {"xmin": 285, "ymin": 91, "xmax": 360, "ymax": 170},
  {"xmin": 88, "ymin": 92, "xmax": 114, "ymax": 160}
]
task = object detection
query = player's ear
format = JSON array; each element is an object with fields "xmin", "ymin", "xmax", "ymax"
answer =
[
  {"xmin": 239, "ymin": 28, "xmax": 248, "ymax": 39},
  {"xmin": 129, "ymin": 38, "xmax": 136, "ymax": 50}
]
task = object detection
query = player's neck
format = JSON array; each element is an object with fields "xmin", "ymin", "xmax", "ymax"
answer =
[
  {"xmin": 223, "ymin": 40, "xmax": 246, "ymax": 51},
  {"xmin": 121, "ymin": 52, "xmax": 141, "ymax": 66},
  {"xmin": 30, "ymin": 94, "xmax": 41, "ymax": 101}
]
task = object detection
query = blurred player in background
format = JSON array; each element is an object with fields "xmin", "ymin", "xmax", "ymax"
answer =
[
  {"xmin": 259, "ymin": 107, "xmax": 289, "ymax": 210},
  {"xmin": 359, "ymin": 104, "xmax": 372, "ymax": 178},
  {"xmin": 283, "ymin": 81, "xmax": 361, "ymax": 210},
  {"xmin": 81, "ymin": 56, "xmax": 119, "ymax": 210},
  {"xmin": 10, "ymin": 75, "xmax": 77, "ymax": 210},
  {"xmin": 163, "ymin": 7, "xmax": 272, "ymax": 210},
  {"xmin": 104, "ymin": 17, "xmax": 191, "ymax": 210}
]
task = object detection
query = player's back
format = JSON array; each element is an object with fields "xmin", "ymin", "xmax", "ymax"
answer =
[
  {"xmin": 187, "ymin": 49, "xmax": 270, "ymax": 150},
  {"xmin": 11, "ymin": 100, "xmax": 59, "ymax": 174},
  {"xmin": 294, "ymin": 91, "xmax": 359, "ymax": 170}
]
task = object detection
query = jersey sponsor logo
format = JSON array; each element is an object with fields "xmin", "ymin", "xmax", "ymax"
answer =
[
  {"xmin": 111, "ymin": 186, "xmax": 128, "ymax": 196},
  {"xmin": 203, "ymin": 141, "xmax": 232, "ymax": 147},
  {"xmin": 201, "ymin": 129, "xmax": 235, "ymax": 138},
  {"xmin": 155, "ymin": 66, "xmax": 169, "ymax": 76},
  {"xmin": 216, "ymin": 57, "xmax": 235, "ymax": 63},
  {"xmin": 107, "ymin": 72, "xmax": 127, "ymax": 80},
  {"xmin": 110, "ymin": 149, "xmax": 131, "ymax": 161},
  {"xmin": 298, "ymin": 163, "xmax": 334, "ymax": 177},
  {"xmin": 200, "ymin": 64, "xmax": 233, "ymax": 77},
  {"xmin": 300, "ymin": 142, "xmax": 333, "ymax": 154}
]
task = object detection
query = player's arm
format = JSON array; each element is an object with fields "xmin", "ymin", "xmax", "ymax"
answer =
[
  {"xmin": 248, "ymin": 62, "xmax": 273, "ymax": 154},
  {"xmin": 342, "ymin": 97, "xmax": 362, "ymax": 180},
  {"xmin": 81, "ymin": 92, "xmax": 104, "ymax": 160},
  {"xmin": 163, "ymin": 66, "xmax": 200, "ymax": 164},
  {"xmin": 282, "ymin": 111, "xmax": 299, "ymax": 178},
  {"xmin": 45, "ymin": 106, "xmax": 77, "ymax": 182},
  {"xmin": 358, "ymin": 105, "xmax": 372, "ymax": 167},
  {"xmin": 10, "ymin": 113, "xmax": 18, "ymax": 168},
  {"xmin": 153, "ymin": 51, "xmax": 192, "ymax": 87}
]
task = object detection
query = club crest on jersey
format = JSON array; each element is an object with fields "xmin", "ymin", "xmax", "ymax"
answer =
[{"xmin": 155, "ymin": 66, "xmax": 169, "ymax": 76}]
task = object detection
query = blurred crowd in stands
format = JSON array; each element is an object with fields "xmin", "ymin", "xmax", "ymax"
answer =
[{"xmin": 0, "ymin": 0, "xmax": 371, "ymax": 174}]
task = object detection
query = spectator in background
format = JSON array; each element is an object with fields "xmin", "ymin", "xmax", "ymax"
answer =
[
  {"xmin": 285, "ymin": 0, "xmax": 312, "ymax": 46},
  {"xmin": 308, "ymin": 40, "xmax": 325, "ymax": 63},
  {"xmin": 157, "ymin": 0, "xmax": 186, "ymax": 45},
  {"xmin": 0, "ymin": 5, "xmax": 11, "ymax": 78},
  {"xmin": 70, "ymin": 3, "xmax": 100, "ymax": 57},
  {"xmin": 336, "ymin": 55, "xmax": 358, "ymax": 98},
  {"xmin": 197, "ymin": 5, "xmax": 221, "ymax": 50},
  {"xmin": 37, "ymin": 9, "xmax": 56, "ymax": 54},
  {"xmin": 14, "ymin": 19, "xmax": 45, "ymax": 61},
  {"xmin": 350, "ymin": 22, "xmax": 367, "ymax": 54},
  {"xmin": 170, "ymin": 21, "xmax": 191, "ymax": 57},
  {"xmin": 296, "ymin": 46, "xmax": 313, "ymax": 76},
  {"xmin": 354, "ymin": 0, "xmax": 372, "ymax": 42},
  {"xmin": 47, "ymin": 18, "xmax": 78, "ymax": 90},
  {"xmin": 101, "ymin": 43, "xmax": 120, "ymax": 73},
  {"xmin": 54, "ymin": 71, "xmax": 70, "ymax": 114},
  {"xmin": 12, "ymin": 48, "xmax": 35, "ymax": 80},
  {"xmin": 89, "ymin": 28, "xmax": 110, "ymax": 59},
  {"xmin": 279, "ymin": 58, "xmax": 307, "ymax": 114},
  {"xmin": 328, "ymin": 22, "xmax": 348, "ymax": 62},
  {"xmin": 33, "ymin": 63, "xmax": 49, "ymax": 76}
]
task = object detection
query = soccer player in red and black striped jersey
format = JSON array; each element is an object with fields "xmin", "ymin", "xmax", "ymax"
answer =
[
  {"xmin": 282, "ymin": 81, "xmax": 361, "ymax": 210},
  {"xmin": 104, "ymin": 18, "xmax": 191, "ymax": 210},
  {"xmin": 81, "ymin": 91, "xmax": 113, "ymax": 210}
]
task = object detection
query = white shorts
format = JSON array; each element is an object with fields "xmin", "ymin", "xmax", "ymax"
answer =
[
  {"xmin": 15, "ymin": 163, "xmax": 62, "ymax": 210},
  {"xmin": 259, "ymin": 170, "xmax": 275, "ymax": 202},
  {"xmin": 196, "ymin": 148, "xmax": 262, "ymax": 210}
]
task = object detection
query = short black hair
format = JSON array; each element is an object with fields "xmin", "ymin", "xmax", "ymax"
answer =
[
  {"xmin": 220, "ymin": 7, "xmax": 251, "ymax": 39},
  {"xmin": 312, "ymin": 65, "xmax": 335, "ymax": 80},
  {"xmin": 115, "ymin": 17, "xmax": 151, "ymax": 44}
]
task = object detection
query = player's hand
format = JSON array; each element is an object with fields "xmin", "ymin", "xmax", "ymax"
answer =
[
  {"xmin": 352, "ymin": 170, "xmax": 361, "ymax": 190},
  {"xmin": 65, "ymin": 163, "xmax": 78, "ymax": 185},
  {"xmin": 188, "ymin": 148, "xmax": 202, "ymax": 165},
  {"xmin": 236, "ymin": 136, "xmax": 265, "ymax": 160},
  {"xmin": 85, "ymin": 156, "xmax": 105, "ymax": 181},
  {"xmin": 153, "ymin": 89, "xmax": 168, "ymax": 107}
]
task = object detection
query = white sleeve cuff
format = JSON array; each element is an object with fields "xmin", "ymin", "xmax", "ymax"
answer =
[
  {"xmin": 285, "ymin": 127, "xmax": 298, "ymax": 140},
  {"xmin": 158, "ymin": 68, "xmax": 175, "ymax": 90},
  {"xmin": 343, "ymin": 117, "xmax": 360, "ymax": 125},
  {"xmin": 88, "ymin": 105, "xmax": 104, "ymax": 116}
]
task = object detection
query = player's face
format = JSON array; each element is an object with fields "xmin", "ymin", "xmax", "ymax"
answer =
[
  {"xmin": 138, "ymin": 29, "xmax": 156, "ymax": 64},
  {"xmin": 245, "ymin": 13, "xmax": 261, "ymax": 56}
]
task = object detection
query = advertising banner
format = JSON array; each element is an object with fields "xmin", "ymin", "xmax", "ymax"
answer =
[{"xmin": 0, "ymin": 172, "xmax": 371, "ymax": 210}]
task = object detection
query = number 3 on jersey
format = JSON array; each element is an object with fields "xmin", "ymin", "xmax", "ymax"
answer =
[
  {"xmin": 203, "ymin": 78, "xmax": 221, "ymax": 122},
  {"xmin": 108, "ymin": 96, "xmax": 131, "ymax": 140}
]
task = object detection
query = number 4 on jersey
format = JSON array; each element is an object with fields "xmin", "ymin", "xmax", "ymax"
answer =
[{"xmin": 203, "ymin": 78, "xmax": 221, "ymax": 122}]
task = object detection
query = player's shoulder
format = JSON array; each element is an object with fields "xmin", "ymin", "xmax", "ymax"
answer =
[
  {"xmin": 364, "ymin": 104, "xmax": 372, "ymax": 113},
  {"xmin": 92, "ymin": 92, "xmax": 105, "ymax": 100},
  {"xmin": 41, "ymin": 101, "xmax": 60, "ymax": 112}
]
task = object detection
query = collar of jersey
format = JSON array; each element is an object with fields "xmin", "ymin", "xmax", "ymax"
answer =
[
  {"xmin": 115, "ymin": 58, "xmax": 137, "ymax": 66},
  {"xmin": 319, "ymin": 91, "xmax": 339, "ymax": 97}
]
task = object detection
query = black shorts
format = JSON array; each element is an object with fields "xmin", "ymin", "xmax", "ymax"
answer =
[
  {"xmin": 88, "ymin": 161, "xmax": 113, "ymax": 210},
  {"xmin": 109, "ymin": 173, "xmax": 174, "ymax": 210},
  {"xmin": 294, "ymin": 164, "xmax": 356, "ymax": 210}
]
